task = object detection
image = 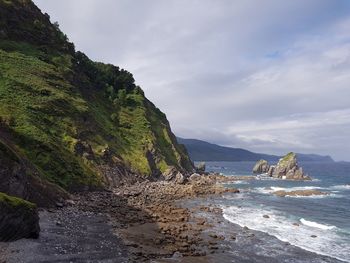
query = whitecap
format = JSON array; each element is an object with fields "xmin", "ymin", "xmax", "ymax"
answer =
[
  {"xmin": 330, "ymin": 184, "xmax": 350, "ymax": 190},
  {"xmin": 222, "ymin": 205, "xmax": 350, "ymax": 262},
  {"xmin": 300, "ymin": 218, "xmax": 336, "ymax": 230},
  {"xmin": 254, "ymin": 186, "xmax": 323, "ymax": 194}
]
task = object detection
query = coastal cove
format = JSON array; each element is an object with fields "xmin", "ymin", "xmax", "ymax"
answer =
[
  {"xmin": 1, "ymin": 161, "xmax": 348, "ymax": 262},
  {"xmin": 204, "ymin": 161, "xmax": 350, "ymax": 262}
]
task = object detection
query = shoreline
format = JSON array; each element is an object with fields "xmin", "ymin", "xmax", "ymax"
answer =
[{"xmin": 0, "ymin": 175, "xmax": 346, "ymax": 262}]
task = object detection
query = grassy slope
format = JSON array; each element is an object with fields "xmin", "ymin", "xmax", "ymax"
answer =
[{"xmin": 0, "ymin": 0, "xmax": 193, "ymax": 190}]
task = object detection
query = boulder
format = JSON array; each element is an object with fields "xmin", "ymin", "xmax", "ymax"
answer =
[
  {"xmin": 189, "ymin": 173, "xmax": 201, "ymax": 181},
  {"xmin": 0, "ymin": 192, "xmax": 40, "ymax": 241},
  {"xmin": 162, "ymin": 167, "xmax": 187, "ymax": 184},
  {"xmin": 163, "ymin": 167, "xmax": 178, "ymax": 181},
  {"xmin": 196, "ymin": 162, "xmax": 206, "ymax": 173},
  {"xmin": 252, "ymin": 160, "xmax": 270, "ymax": 174},
  {"xmin": 174, "ymin": 172, "xmax": 187, "ymax": 184}
]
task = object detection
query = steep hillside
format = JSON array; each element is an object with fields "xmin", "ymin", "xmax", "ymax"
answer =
[
  {"xmin": 178, "ymin": 137, "xmax": 334, "ymax": 162},
  {"xmin": 0, "ymin": 0, "xmax": 194, "ymax": 194}
]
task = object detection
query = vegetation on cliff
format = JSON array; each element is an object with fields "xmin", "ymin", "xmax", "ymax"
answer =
[
  {"xmin": 0, "ymin": 0, "xmax": 193, "ymax": 191},
  {"xmin": 0, "ymin": 192, "xmax": 36, "ymax": 210}
]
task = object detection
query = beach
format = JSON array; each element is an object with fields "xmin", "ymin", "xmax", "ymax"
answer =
[{"xmin": 1, "ymin": 172, "xmax": 347, "ymax": 263}]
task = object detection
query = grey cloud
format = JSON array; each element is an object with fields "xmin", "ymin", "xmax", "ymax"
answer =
[{"xmin": 33, "ymin": 0, "xmax": 350, "ymax": 161}]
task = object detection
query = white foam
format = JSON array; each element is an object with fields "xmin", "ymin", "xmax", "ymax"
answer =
[
  {"xmin": 284, "ymin": 194, "xmax": 329, "ymax": 199},
  {"xmin": 223, "ymin": 205, "xmax": 350, "ymax": 262},
  {"xmin": 300, "ymin": 218, "xmax": 336, "ymax": 230},
  {"xmin": 254, "ymin": 186, "xmax": 323, "ymax": 194},
  {"xmin": 330, "ymin": 184, "xmax": 350, "ymax": 190}
]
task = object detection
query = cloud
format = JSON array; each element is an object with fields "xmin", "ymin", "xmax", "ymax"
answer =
[{"xmin": 33, "ymin": 0, "xmax": 350, "ymax": 160}]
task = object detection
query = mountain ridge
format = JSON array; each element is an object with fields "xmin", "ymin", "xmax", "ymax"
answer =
[{"xmin": 177, "ymin": 137, "xmax": 334, "ymax": 162}]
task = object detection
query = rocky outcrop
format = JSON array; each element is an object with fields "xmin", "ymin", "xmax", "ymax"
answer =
[
  {"xmin": 252, "ymin": 160, "xmax": 270, "ymax": 174},
  {"xmin": 252, "ymin": 152, "xmax": 310, "ymax": 180},
  {"xmin": 273, "ymin": 152, "xmax": 310, "ymax": 180},
  {"xmin": 0, "ymin": 138, "xmax": 68, "ymax": 207},
  {"xmin": 0, "ymin": 192, "xmax": 40, "ymax": 241},
  {"xmin": 162, "ymin": 167, "xmax": 187, "ymax": 184},
  {"xmin": 273, "ymin": 190, "xmax": 328, "ymax": 197},
  {"xmin": 267, "ymin": 165, "xmax": 275, "ymax": 176}
]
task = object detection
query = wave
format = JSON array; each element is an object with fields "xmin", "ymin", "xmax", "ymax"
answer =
[
  {"xmin": 284, "ymin": 194, "xmax": 332, "ymax": 199},
  {"xmin": 300, "ymin": 218, "xmax": 336, "ymax": 230},
  {"xmin": 330, "ymin": 184, "xmax": 350, "ymax": 190},
  {"xmin": 254, "ymin": 186, "xmax": 322, "ymax": 194},
  {"xmin": 222, "ymin": 205, "xmax": 350, "ymax": 262}
]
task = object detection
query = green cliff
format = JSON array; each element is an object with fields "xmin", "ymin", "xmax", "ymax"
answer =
[{"xmin": 0, "ymin": 0, "xmax": 194, "ymax": 192}]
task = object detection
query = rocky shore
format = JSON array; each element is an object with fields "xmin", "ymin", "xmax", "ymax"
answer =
[
  {"xmin": 1, "ymin": 174, "xmax": 345, "ymax": 263},
  {"xmin": 0, "ymin": 174, "xmax": 240, "ymax": 262}
]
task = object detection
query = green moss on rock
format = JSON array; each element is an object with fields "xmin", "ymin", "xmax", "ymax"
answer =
[
  {"xmin": 0, "ymin": 192, "xmax": 36, "ymax": 210},
  {"xmin": 278, "ymin": 152, "xmax": 296, "ymax": 167}
]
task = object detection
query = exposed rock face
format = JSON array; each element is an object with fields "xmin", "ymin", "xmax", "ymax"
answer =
[
  {"xmin": 0, "ymin": 139, "xmax": 68, "ymax": 207},
  {"xmin": 273, "ymin": 190, "xmax": 327, "ymax": 197},
  {"xmin": 163, "ymin": 167, "xmax": 178, "ymax": 182},
  {"xmin": 252, "ymin": 160, "xmax": 270, "ymax": 174},
  {"xmin": 0, "ymin": 192, "xmax": 40, "ymax": 241},
  {"xmin": 273, "ymin": 153, "xmax": 310, "ymax": 180},
  {"xmin": 252, "ymin": 153, "xmax": 310, "ymax": 180},
  {"xmin": 162, "ymin": 167, "xmax": 187, "ymax": 184},
  {"xmin": 267, "ymin": 165, "xmax": 275, "ymax": 176}
]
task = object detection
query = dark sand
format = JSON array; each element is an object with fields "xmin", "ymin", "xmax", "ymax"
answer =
[{"xmin": 0, "ymin": 208, "xmax": 128, "ymax": 263}]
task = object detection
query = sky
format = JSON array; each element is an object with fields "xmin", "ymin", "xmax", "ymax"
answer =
[{"xmin": 33, "ymin": 0, "xmax": 350, "ymax": 161}]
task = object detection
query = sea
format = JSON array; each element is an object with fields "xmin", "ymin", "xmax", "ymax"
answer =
[{"xmin": 204, "ymin": 161, "xmax": 350, "ymax": 262}]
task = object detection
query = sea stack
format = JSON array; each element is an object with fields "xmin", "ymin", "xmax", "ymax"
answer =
[
  {"xmin": 252, "ymin": 159, "xmax": 270, "ymax": 174},
  {"xmin": 253, "ymin": 152, "xmax": 311, "ymax": 180}
]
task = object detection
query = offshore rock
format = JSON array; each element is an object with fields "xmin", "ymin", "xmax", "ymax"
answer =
[
  {"xmin": 252, "ymin": 160, "xmax": 270, "ymax": 174},
  {"xmin": 196, "ymin": 162, "xmax": 206, "ymax": 173},
  {"xmin": 253, "ymin": 153, "xmax": 311, "ymax": 180},
  {"xmin": 272, "ymin": 153, "xmax": 310, "ymax": 180}
]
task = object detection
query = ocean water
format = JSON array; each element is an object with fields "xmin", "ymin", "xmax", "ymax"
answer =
[{"xmin": 205, "ymin": 161, "xmax": 350, "ymax": 262}]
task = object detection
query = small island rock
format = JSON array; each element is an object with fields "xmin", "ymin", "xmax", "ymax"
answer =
[
  {"xmin": 252, "ymin": 160, "xmax": 270, "ymax": 174},
  {"xmin": 272, "ymin": 153, "xmax": 310, "ymax": 180},
  {"xmin": 253, "ymin": 153, "xmax": 311, "ymax": 180}
]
